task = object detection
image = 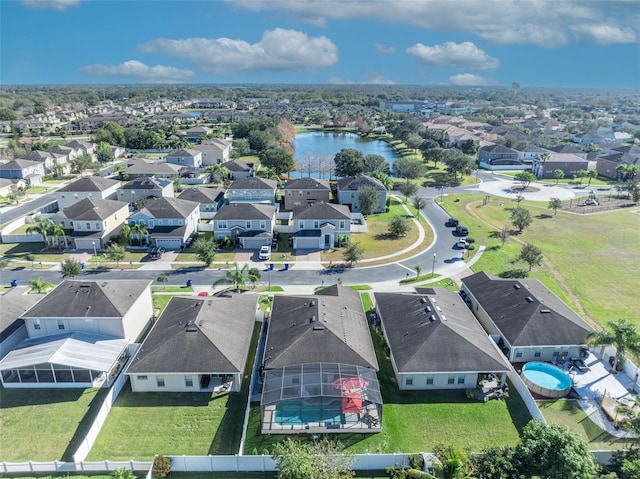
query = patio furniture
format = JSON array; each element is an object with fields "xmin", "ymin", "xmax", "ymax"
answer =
[{"xmin": 571, "ymin": 357, "xmax": 590, "ymax": 372}]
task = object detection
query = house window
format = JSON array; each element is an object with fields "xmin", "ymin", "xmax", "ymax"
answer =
[
  {"xmin": 156, "ymin": 376, "xmax": 165, "ymax": 388},
  {"xmin": 457, "ymin": 376, "xmax": 465, "ymax": 385},
  {"xmin": 57, "ymin": 319, "xmax": 65, "ymax": 330},
  {"xmin": 260, "ymin": 221, "xmax": 266, "ymax": 229},
  {"xmin": 185, "ymin": 375, "xmax": 194, "ymax": 388},
  {"xmin": 76, "ymin": 223, "xmax": 81, "ymax": 230},
  {"xmin": 33, "ymin": 319, "xmax": 41, "ymax": 330},
  {"xmin": 534, "ymin": 348, "xmax": 542, "ymax": 358},
  {"xmin": 298, "ymin": 221, "xmax": 304, "ymax": 229},
  {"xmin": 292, "ymin": 376, "xmax": 300, "ymax": 385},
  {"xmin": 306, "ymin": 191, "xmax": 311, "ymax": 196},
  {"xmin": 86, "ymin": 222, "xmax": 91, "ymax": 230},
  {"xmin": 298, "ymin": 191, "xmax": 303, "ymax": 197},
  {"xmin": 137, "ymin": 375, "xmax": 148, "ymax": 381},
  {"xmin": 314, "ymin": 221, "xmax": 319, "ymax": 229},
  {"xmin": 405, "ymin": 375, "xmax": 413, "ymax": 386},
  {"xmin": 286, "ymin": 191, "xmax": 292, "ymax": 196},
  {"xmin": 426, "ymin": 375, "xmax": 434, "ymax": 385},
  {"xmin": 95, "ymin": 222, "xmax": 101, "ymax": 230},
  {"xmin": 218, "ymin": 221, "xmax": 227, "ymax": 229},
  {"xmin": 447, "ymin": 374, "xmax": 455, "ymax": 384},
  {"xmin": 515, "ymin": 349, "xmax": 523, "ymax": 358},
  {"xmin": 553, "ymin": 349, "xmax": 560, "ymax": 357},
  {"xmin": 246, "ymin": 221, "xmax": 251, "ymax": 229},
  {"xmin": 339, "ymin": 220, "xmax": 345, "ymax": 229}
]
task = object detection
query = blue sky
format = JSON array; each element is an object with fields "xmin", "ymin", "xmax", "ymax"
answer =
[{"xmin": 2, "ymin": 0, "xmax": 639, "ymax": 88}]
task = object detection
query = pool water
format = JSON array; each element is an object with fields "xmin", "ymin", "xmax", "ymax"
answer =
[
  {"xmin": 275, "ymin": 400, "xmax": 343, "ymax": 426},
  {"xmin": 522, "ymin": 362, "xmax": 571, "ymax": 390}
]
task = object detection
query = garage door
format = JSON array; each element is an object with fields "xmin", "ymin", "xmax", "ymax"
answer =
[
  {"xmin": 74, "ymin": 238, "xmax": 100, "ymax": 251},
  {"xmin": 241, "ymin": 237, "xmax": 270, "ymax": 250},
  {"xmin": 294, "ymin": 237, "xmax": 319, "ymax": 249},
  {"xmin": 155, "ymin": 238, "xmax": 182, "ymax": 250}
]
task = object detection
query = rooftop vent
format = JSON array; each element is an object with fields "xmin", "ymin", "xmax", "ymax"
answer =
[
  {"xmin": 526, "ymin": 296, "xmax": 534, "ymax": 303},
  {"xmin": 436, "ymin": 306, "xmax": 442, "ymax": 312},
  {"xmin": 185, "ymin": 320, "xmax": 197, "ymax": 333},
  {"xmin": 541, "ymin": 309, "xmax": 551, "ymax": 313},
  {"xmin": 310, "ymin": 300, "xmax": 316, "ymax": 307},
  {"xmin": 195, "ymin": 301, "xmax": 203, "ymax": 307},
  {"xmin": 514, "ymin": 284, "xmax": 521, "ymax": 290},
  {"xmin": 424, "ymin": 306, "xmax": 432, "ymax": 313},
  {"xmin": 310, "ymin": 315, "xmax": 317, "ymax": 323},
  {"xmin": 420, "ymin": 297, "xmax": 427, "ymax": 304},
  {"xmin": 429, "ymin": 315, "xmax": 437, "ymax": 322},
  {"xmin": 441, "ymin": 315, "xmax": 447, "ymax": 321},
  {"xmin": 313, "ymin": 325, "xmax": 325, "ymax": 331}
]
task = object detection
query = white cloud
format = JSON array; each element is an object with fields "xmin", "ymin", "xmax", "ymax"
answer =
[
  {"xmin": 137, "ymin": 28, "xmax": 338, "ymax": 75},
  {"xmin": 79, "ymin": 60, "xmax": 195, "ymax": 83},
  {"xmin": 449, "ymin": 73, "xmax": 498, "ymax": 86},
  {"xmin": 375, "ymin": 43, "xmax": 395, "ymax": 54},
  {"xmin": 17, "ymin": 0, "xmax": 82, "ymax": 10},
  {"xmin": 328, "ymin": 72, "xmax": 395, "ymax": 85},
  {"xmin": 225, "ymin": 0, "xmax": 640, "ymax": 48},
  {"xmin": 570, "ymin": 24, "xmax": 637, "ymax": 45},
  {"xmin": 407, "ymin": 41, "xmax": 500, "ymax": 70}
]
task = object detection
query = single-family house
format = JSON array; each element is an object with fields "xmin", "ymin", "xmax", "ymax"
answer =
[
  {"xmin": 515, "ymin": 145, "xmax": 551, "ymax": 165},
  {"xmin": 121, "ymin": 160, "xmax": 182, "ymax": 180},
  {"xmin": 117, "ymin": 177, "xmax": 175, "ymax": 204},
  {"xmin": 178, "ymin": 187, "xmax": 225, "ymax": 219},
  {"xmin": 65, "ymin": 140, "xmax": 96, "ymax": 156},
  {"xmin": 220, "ymin": 159, "xmax": 254, "ymax": 180},
  {"xmin": 0, "ymin": 178, "xmax": 26, "ymax": 197},
  {"xmin": 213, "ymin": 203, "xmax": 276, "ymax": 249},
  {"xmin": 261, "ymin": 285, "xmax": 381, "ymax": 434},
  {"xmin": 374, "ymin": 289, "xmax": 511, "ymax": 390},
  {"xmin": 0, "ymin": 287, "xmax": 44, "ymax": 359},
  {"xmin": 0, "ymin": 159, "xmax": 45, "ymax": 185},
  {"xmin": 461, "ymin": 272, "xmax": 593, "ymax": 363},
  {"xmin": 477, "ymin": 144, "xmax": 522, "ymax": 169},
  {"xmin": 195, "ymin": 138, "xmax": 232, "ymax": 165},
  {"xmin": 128, "ymin": 197, "xmax": 200, "ymax": 250},
  {"xmin": 282, "ymin": 177, "xmax": 330, "ymax": 210},
  {"xmin": 291, "ymin": 203, "xmax": 351, "ymax": 250},
  {"xmin": 228, "ymin": 177, "xmax": 278, "ymax": 204},
  {"xmin": 531, "ymin": 152, "xmax": 589, "ymax": 179},
  {"xmin": 126, "ymin": 294, "xmax": 258, "ymax": 393},
  {"xmin": 23, "ymin": 150, "xmax": 59, "ymax": 174},
  {"xmin": 165, "ymin": 149, "xmax": 202, "ymax": 168},
  {"xmin": 336, "ymin": 175, "xmax": 387, "ymax": 213},
  {"xmin": 547, "ymin": 144, "xmax": 588, "ymax": 158},
  {"xmin": 56, "ymin": 176, "xmax": 120, "ymax": 209},
  {"xmin": 57, "ymin": 197, "xmax": 129, "ymax": 250},
  {"xmin": 183, "ymin": 126, "xmax": 212, "ymax": 143},
  {"xmin": 0, "ymin": 279, "xmax": 153, "ymax": 388},
  {"xmin": 572, "ymin": 132, "xmax": 604, "ymax": 145}
]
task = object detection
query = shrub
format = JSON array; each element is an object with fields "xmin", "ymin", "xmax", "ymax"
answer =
[
  {"xmin": 408, "ymin": 454, "xmax": 425, "ymax": 470},
  {"xmin": 407, "ymin": 469, "xmax": 430, "ymax": 479},
  {"xmin": 152, "ymin": 455, "xmax": 171, "ymax": 478},
  {"xmin": 111, "ymin": 468, "xmax": 135, "ymax": 479},
  {"xmin": 465, "ymin": 236, "xmax": 475, "ymax": 243}
]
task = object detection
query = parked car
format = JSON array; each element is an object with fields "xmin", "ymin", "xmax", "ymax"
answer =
[
  {"xmin": 259, "ymin": 245, "xmax": 271, "ymax": 260},
  {"xmin": 456, "ymin": 225, "xmax": 469, "ymax": 236},
  {"xmin": 447, "ymin": 217, "xmax": 459, "ymax": 227},
  {"xmin": 185, "ymin": 237, "xmax": 194, "ymax": 248},
  {"xmin": 148, "ymin": 246, "xmax": 165, "ymax": 260},
  {"xmin": 456, "ymin": 238, "xmax": 468, "ymax": 249}
]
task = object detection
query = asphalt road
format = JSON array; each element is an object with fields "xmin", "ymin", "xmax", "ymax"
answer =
[{"xmin": 0, "ymin": 192, "xmax": 57, "ymax": 225}]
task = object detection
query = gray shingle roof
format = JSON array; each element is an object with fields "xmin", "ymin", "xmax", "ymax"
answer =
[
  {"xmin": 58, "ymin": 176, "xmax": 119, "ymax": 193},
  {"xmin": 126, "ymin": 295, "xmax": 258, "ymax": 374},
  {"xmin": 221, "ymin": 159, "xmax": 252, "ymax": 172},
  {"xmin": 214, "ymin": 203, "xmax": 276, "ymax": 220},
  {"xmin": 283, "ymin": 177, "xmax": 330, "ymax": 190},
  {"xmin": 480, "ymin": 144, "xmax": 519, "ymax": 154},
  {"xmin": 336, "ymin": 175, "xmax": 386, "ymax": 191},
  {"xmin": 461, "ymin": 272, "xmax": 592, "ymax": 347},
  {"xmin": 125, "ymin": 161, "xmax": 181, "ymax": 175},
  {"xmin": 167, "ymin": 148, "xmax": 200, "ymax": 157},
  {"xmin": 0, "ymin": 159, "xmax": 43, "ymax": 170},
  {"xmin": 374, "ymin": 290, "xmax": 511, "ymax": 374},
  {"xmin": 121, "ymin": 177, "xmax": 171, "ymax": 190},
  {"xmin": 292, "ymin": 202, "xmax": 350, "ymax": 220},
  {"xmin": 229, "ymin": 177, "xmax": 277, "ymax": 190},
  {"xmin": 138, "ymin": 197, "xmax": 199, "ymax": 219},
  {"xmin": 1, "ymin": 287, "xmax": 43, "ymax": 342},
  {"xmin": 62, "ymin": 197, "xmax": 128, "ymax": 221},
  {"xmin": 178, "ymin": 187, "xmax": 224, "ymax": 203},
  {"xmin": 22, "ymin": 280, "xmax": 152, "ymax": 319},
  {"xmin": 265, "ymin": 285, "xmax": 378, "ymax": 370}
]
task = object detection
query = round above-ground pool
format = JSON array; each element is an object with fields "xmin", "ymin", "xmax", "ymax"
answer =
[{"xmin": 521, "ymin": 362, "xmax": 572, "ymax": 398}]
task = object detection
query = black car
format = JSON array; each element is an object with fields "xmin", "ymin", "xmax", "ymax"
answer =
[
  {"xmin": 148, "ymin": 246, "xmax": 165, "ymax": 259},
  {"xmin": 448, "ymin": 217, "xmax": 459, "ymax": 227},
  {"xmin": 456, "ymin": 225, "xmax": 469, "ymax": 236}
]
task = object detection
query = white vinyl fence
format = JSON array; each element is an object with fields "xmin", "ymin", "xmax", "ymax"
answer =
[
  {"xmin": 0, "ymin": 460, "xmax": 152, "ymax": 474},
  {"xmin": 506, "ymin": 370, "xmax": 546, "ymax": 422}
]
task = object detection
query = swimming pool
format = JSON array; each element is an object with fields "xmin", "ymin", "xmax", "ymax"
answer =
[
  {"xmin": 275, "ymin": 399, "xmax": 357, "ymax": 426},
  {"xmin": 521, "ymin": 362, "xmax": 572, "ymax": 398}
]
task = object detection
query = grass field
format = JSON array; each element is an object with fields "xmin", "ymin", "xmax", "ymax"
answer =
[
  {"xmin": 243, "ymin": 327, "xmax": 531, "ymax": 455},
  {"xmin": 86, "ymin": 323, "xmax": 260, "ymax": 460},
  {"xmin": 538, "ymin": 400, "xmax": 639, "ymax": 450},
  {"xmin": 438, "ymin": 194, "xmax": 640, "ymax": 328},
  {"xmin": 0, "ymin": 386, "xmax": 107, "ymax": 461}
]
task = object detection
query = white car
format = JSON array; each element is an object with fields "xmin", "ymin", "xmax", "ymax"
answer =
[
  {"xmin": 259, "ymin": 245, "xmax": 271, "ymax": 260},
  {"xmin": 456, "ymin": 238, "xmax": 468, "ymax": 249}
]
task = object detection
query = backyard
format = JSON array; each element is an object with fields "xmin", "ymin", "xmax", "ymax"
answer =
[
  {"xmin": 0, "ymin": 386, "xmax": 107, "ymax": 461},
  {"xmin": 85, "ymin": 323, "xmax": 261, "ymax": 460},
  {"xmin": 243, "ymin": 326, "xmax": 531, "ymax": 454},
  {"xmin": 439, "ymin": 194, "xmax": 640, "ymax": 329}
]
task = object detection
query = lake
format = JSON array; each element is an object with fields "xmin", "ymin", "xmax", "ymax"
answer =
[{"xmin": 292, "ymin": 131, "xmax": 398, "ymax": 179}]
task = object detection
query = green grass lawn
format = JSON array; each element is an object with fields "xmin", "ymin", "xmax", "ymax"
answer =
[
  {"xmin": 244, "ymin": 327, "xmax": 531, "ymax": 455},
  {"xmin": 86, "ymin": 323, "xmax": 260, "ymax": 460},
  {"xmin": 538, "ymin": 400, "xmax": 639, "ymax": 450},
  {"xmin": 0, "ymin": 386, "xmax": 107, "ymax": 461},
  {"xmin": 439, "ymin": 194, "xmax": 640, "ymax": 329},
  {"xmin": 151, "ymin": 285, "xmax": 194, "ymax": 293}
]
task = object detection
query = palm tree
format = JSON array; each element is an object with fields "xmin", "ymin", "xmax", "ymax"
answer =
[
  {"xmin": 587, "ymin": 319, "xmax": 640, "ymax": 373},
  {"xmin": 26, "ymin": 217, "xmax": 55, "ymax": 246},
  {"xmin": 49, "ymin": 223, "xmax": 66, "ymax": 249},
  {"xmin": 586, "ymin": 169, "xmax": 598, "ymax": 186},
  {"xmin": 29, "ymin": 276, "xmax": 54, "ymax": 293},
  {"xmin": 214, "ymin": 262, "xmax": 248, "ymax": 292},
  {"xmin": 60, "ymin": 258, "xmax": 82, "ymax": 278},
  {"xmin": 120, "ymin": 223, "xmax": 132, "ymax": 246},
  {"xmin": 129, "ymin": 223, "xmax": 149, "ymax": 246},
  {"xmin": 247, "ymin": 267, "xmax": 261, "ymax": 289}
]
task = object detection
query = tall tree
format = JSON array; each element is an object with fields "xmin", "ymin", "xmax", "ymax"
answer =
[
  {"xmin": 412, "ymin": 195, "xmax": 428, "ymax": 213},
  {"xmin": 247, "ymin": 267, "xmax": 261, "ymax": 289},
  {"xmin": 60, "ymin": 258, "xmax": 82, "ymax": 278},
  {"xmin": 71, "ymin": 152, "xmax": 93, "ymax": 176},
  {"xmin": 510, "ymin": 207, "xmax": 532, "ymax": 232},
  {"xmin": 105, "ymin": 243, "xmax": 125, "ymax": 267},
  {"xmin": 272, "ymin": 437, "xmax": 355, "ymax": 479},
  {"xmin": 514, "ymin": 421, "xmax": 598, "ymax": 479},
  {"xmin": 442, "ymin": 149, "xmax": 475, "ymax": 181},
  {"xmin": 215, "ymin": 262, "xmax": 249, "ymax": 292},
  {"xmin": 342, "ymin": 242, "xmax": 363, "ymax": 266},
  {"xmin": 26, "ymin": 217, "xmax": 55, "ymax": 246},
  {"xmin": 398, "ymin": 181, "xmax": 418, "ymax": 199},
  {"xmin": 259, "ymin": 146, "xmax": 295, "ymax": 176},
  {"xmin": 357, "ymin": 186, "xmax": 379, "ymax": 216},
  {"xmin": 363, "ymin": 154, "xmax": 389, "ymax": 174},
  {"xmin": 548, "ymin": 197, "xmax": 562, "ymax": 216},
  {"xmin": 389, "ymin": 216, "xmax": 411, "ymax": 237},
  {"xmin": 28, "ymin": 277, "xmax": 54, "ymax": 293},
  {"xmin": 586, "ymin": 169, "xmax": 598, "ymax": 185},
  {"xmin": 554, "ymin": 169, "xmax": 565, "ymax": 184},
  {"xmin": 193, "ymin": 238, "xmax": 216, "ymax": 267},
  {"xmin": 514, "ymin": 171, "xmax": 536, "ymax": 190},
  {"xmin": 96, "ymin": 142, "xmax": 112, "ymax": 163},
  {"xmin": 518, "ymin": 243, "xmax": 543, "ymax": 271},
  {"xmin": 587, "ymin": 319, "xmax": 640, "ymax": 373},
  {"xmin": 129, "ymin": 223, "xmax": 149, "ymax": 246},
  {"xmin": 392, "ymin": 157, "xmax": 425, "ymax": 182},
  {"xmin": 334, "ymin": 148, "xmax": 365, "ymax": 177}
]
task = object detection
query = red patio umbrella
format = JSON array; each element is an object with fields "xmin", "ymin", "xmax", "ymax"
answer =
[{"xmin": 341, "ymin": 391, "xmax": 362, "ymax": 414}]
